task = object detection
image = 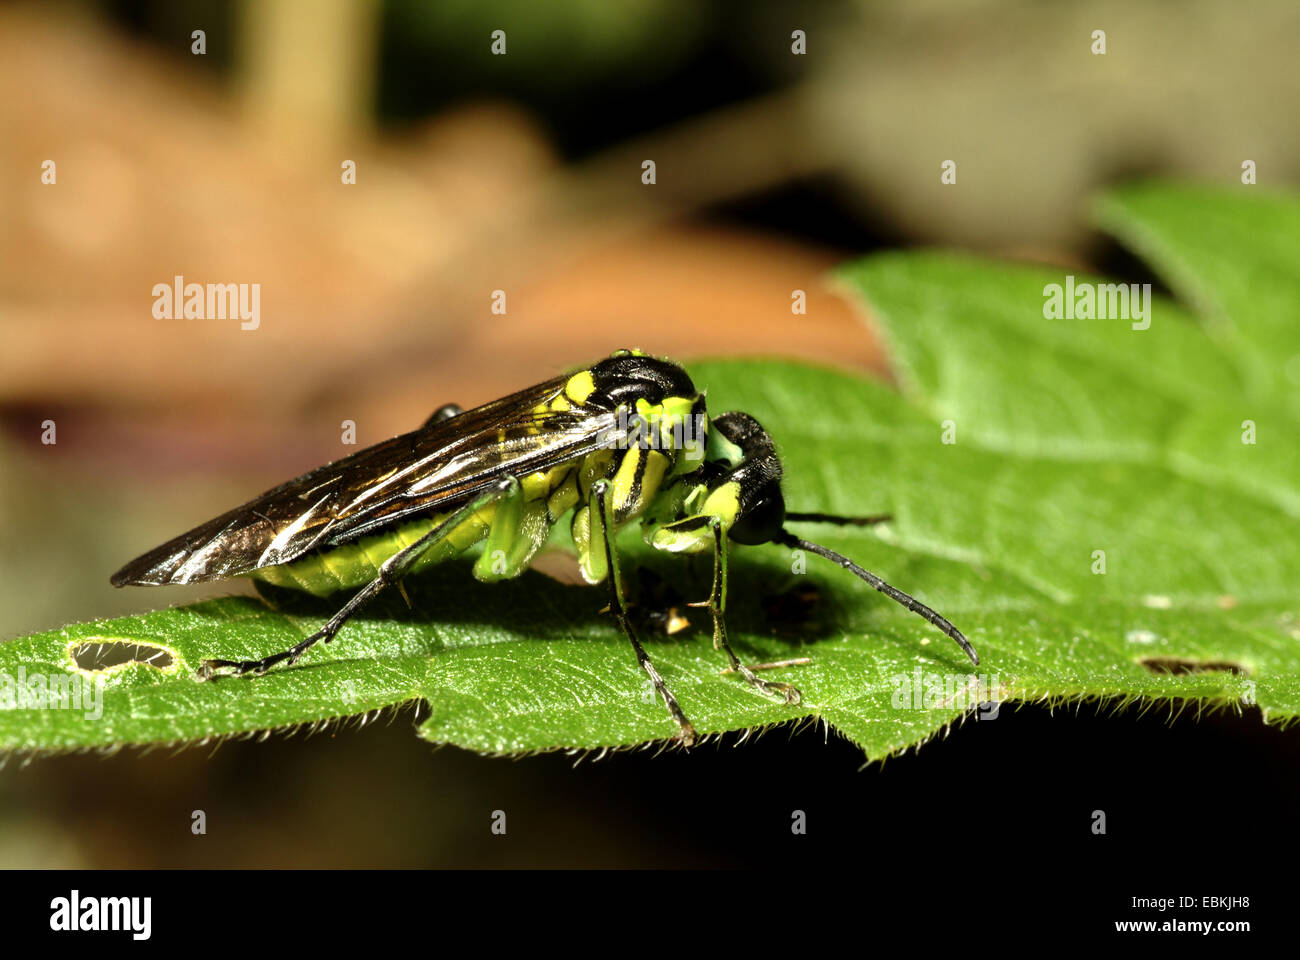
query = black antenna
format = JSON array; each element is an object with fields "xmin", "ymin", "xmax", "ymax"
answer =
[
  {"xmin": 784, "ymin": 512, "xmax": 892, "ymax": 526},
  {"xmin": 777, "ymin": 532, "xmax": 979, "ymax": 666}
]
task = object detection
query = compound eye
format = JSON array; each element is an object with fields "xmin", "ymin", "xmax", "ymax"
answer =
[{"xmin": 728, "ymin": 489, "xmax": 786, "ymax": 545}]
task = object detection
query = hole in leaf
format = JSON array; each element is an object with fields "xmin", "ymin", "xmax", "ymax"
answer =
[
  {"xmin": 71, "ymin": 639, "xmax": 174, "ymax": 672},
  {"xmin": 1139, "ymin": 657, "xmax": 1243, "ymax": 676}
]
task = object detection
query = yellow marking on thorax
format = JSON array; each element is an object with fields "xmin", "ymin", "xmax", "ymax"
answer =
[{"xmin": 565, "ymin": 370, "xmax": 596, "ymax": 404}]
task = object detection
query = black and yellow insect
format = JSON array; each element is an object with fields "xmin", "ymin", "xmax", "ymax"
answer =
[{"xmin": 112, "ymin": 350, "xmax": 977, "ymax": 745}]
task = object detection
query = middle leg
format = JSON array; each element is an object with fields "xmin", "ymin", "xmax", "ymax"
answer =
[{"xmin": 591, "ymin": 479, "xmax": 697, "ymax": 747}]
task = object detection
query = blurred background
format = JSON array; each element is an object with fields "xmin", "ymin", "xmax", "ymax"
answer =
[{"xmin": 2, "ymin": 0, "xmax": 1298, "ymax": 868}]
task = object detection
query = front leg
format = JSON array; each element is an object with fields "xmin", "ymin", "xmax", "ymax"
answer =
[{"xmin": 700, "ymin": 519, "xmax": 801, "ymax": 705}]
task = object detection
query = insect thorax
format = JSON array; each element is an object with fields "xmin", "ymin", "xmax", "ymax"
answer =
[{"xmin": 568, "ymin": 390, "xmax": 708, "ymax": 584}]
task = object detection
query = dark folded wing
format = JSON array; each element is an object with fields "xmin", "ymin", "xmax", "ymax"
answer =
[{"xmin": 112, "ymin": 376, "xmax": 615, "ymax": 585}]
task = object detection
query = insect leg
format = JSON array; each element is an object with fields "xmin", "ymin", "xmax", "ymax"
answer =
[
  {"xmin": 703, "ymin": 520, "xmax": 801, "ymax": 705},
  {"xmin": 420, "ymin": 403, "xmax": 463, "ymax": 428},
  {"xmin": 197, "ymin": 477, "xmax": 516, "ymax": 680},
  {"xmin": 591, "ymin": 479, "xmax": 697, "ymax": 747}
]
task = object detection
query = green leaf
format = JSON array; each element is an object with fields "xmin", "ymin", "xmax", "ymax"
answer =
[
  {"xmin": 3, "ymin": 182, "xmax": 1297, "ymax": 760},
  {"xmin": 1094, "ymin": 181, "xmax": 1300, "ymax": 413}
]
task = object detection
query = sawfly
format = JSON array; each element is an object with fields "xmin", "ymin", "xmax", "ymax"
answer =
[{"xmin": 113, "ymin": 350, "xmax": 977, "ymax": 746}]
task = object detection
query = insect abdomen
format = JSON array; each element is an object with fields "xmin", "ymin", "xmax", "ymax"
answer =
[{"xmin": 249, "ymin": 505, "xmax": 497, "ymax": 596}]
